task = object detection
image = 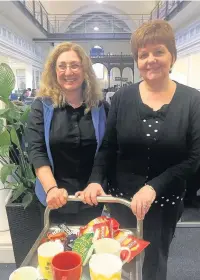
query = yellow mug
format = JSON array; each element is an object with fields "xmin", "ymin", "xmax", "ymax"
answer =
[
  {"xmin": 38, "ymin": 241, "xmax": 64, "ymax": 280},
  {"xmin": 89, "ymin": 253, "xmax": 124, "ymax": 280}
]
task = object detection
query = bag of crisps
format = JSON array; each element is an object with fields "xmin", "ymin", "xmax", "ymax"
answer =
[
  {"xmin": 114, "ymin": 230, "xmax": 150, "ymax": 262},
  {"xmin": 79, "ymin": 216, "xmax": 119, "ymax": 238}
]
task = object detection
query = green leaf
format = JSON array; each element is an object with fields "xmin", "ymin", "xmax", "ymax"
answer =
[
  {"xmin": 0, "ymin": 63, "xmax": 15, "ymax": 98},
  {"xmin": 4, "ymin": 182, "xmax": 18, "ymax": 189},
  {"xmin": 0, "ymin": 130, "xmax": 11, "ymax": 146},
  {"xmin": 11, "ymin": 183, "xmax": 25, "ymax": 202},
  {"xmin": 26, "ymin": 165, "xmax": 35, "ymax": 180},
  {"xmin": 6, "ymin": 108, "xmax": 21, "ymax": 122},
  {"xmin": 20, "ymin": 106, "xmax": 30, "ymax": 123},
  {"xmin": 0, "ymin": 164, "xmax": 17, "ymax": 183},
  {"xmin": 0, "ymin": 145, "xmax": 10, "ymax": 157},
  {"xmin": 10, "ymin": 127, "xmax": 20, "ymax": 147},
  {"xmin": 22, "ymin": 192, "xmax": 33, "ymax": 209},
  {"xmin": 0, "ymin": 119, "xmax": 4, "ymax": 133},
  {"xmin": 0, "ymin": 108, "xmax": 9, "ymax": 116}
]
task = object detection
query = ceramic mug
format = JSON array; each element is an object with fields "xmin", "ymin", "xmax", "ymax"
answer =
[
  {"xmin": 9, "ymin": 266, "xmax": 40, "ymax": 280},
  {"xmin": 89, "ymin": 253, "xmax": 125, "ymax": 280},
  {"xmin": 93, "ymin": 238, "xmax": 131, "ymax": 263},
  {"xmin": 52, "ymin": 251, "xmax": 82, "ymax": 280},
  {"xmin": 38, "ymin": 240, "xmax": 64, "ymax": 280}
]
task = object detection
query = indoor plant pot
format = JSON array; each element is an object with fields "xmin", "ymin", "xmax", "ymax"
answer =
[
  {"xmin": 0, "ymin": 63, "xmax": 42, "ymax": 267},
  {"xmin": 6, "ymin": 192, "xmax": 42, "ymax": 267}
]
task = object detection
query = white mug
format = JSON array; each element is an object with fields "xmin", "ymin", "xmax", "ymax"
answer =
[
  {"xmin": 9, "ymin": 266, "xmax": 40, "ymax": 280},
  {"xmin": 93, "ymin": 238, "xmax": 131, "ymax": 263},
  {"xmin": 89, "ymin": 253, "xmax": 124, "ymax": 280}
]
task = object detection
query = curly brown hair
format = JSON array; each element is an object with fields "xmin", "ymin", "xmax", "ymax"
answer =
[{"xmin": 37, "ymin": 42, "xmax": 103, "ymax": 110}]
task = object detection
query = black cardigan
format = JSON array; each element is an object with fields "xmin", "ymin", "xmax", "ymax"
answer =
[{"xmin": 89, "ymin": 82, "xmax": 200, "ymax": 198}]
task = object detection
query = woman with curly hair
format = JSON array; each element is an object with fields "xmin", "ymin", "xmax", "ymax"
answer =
[{"xmin": 27, "ymin": 42, "xmax": 109, "ymax": 223}]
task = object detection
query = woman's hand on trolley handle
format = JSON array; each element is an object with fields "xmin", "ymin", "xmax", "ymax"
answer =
[
  {"xmin": 131, "ymin": 185, "xmax": 156, "ymax": 220},
  {"xmin": 75, "ymin": 183, "xmax": 107, "ymax": 206},
  {"xmin": 46, "ymin": 187, "xmax": 68, "ymax": 209}
]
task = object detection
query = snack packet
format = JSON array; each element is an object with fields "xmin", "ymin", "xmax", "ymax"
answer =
[
  {"xmin": 93, "ymin": 222, "xmax": 111, "ymax": 239},
  {"xmin": 72, "ymin": 233, "xmax": 94, "ymax": 266},
  {"xmin": 79, "ymin": 216, "xmax": 119, "ymax": 238},
  {"xmin": 63, "ymin": 233, "xmax": 78, "ymax": 251},
  {"xmin": 58, "ymin": 224, "xmax": 74, "ymax": 235},
  {"xmin": 114, "ymin": 230, "xmax": 150, "ymax": 262},
  {"xmin": 44, "ymin": 224, "xmax": 78, "ymax": 245},
  {"xmin": 47, "ymin": 232, "xmax": 67, "ymax": 242}
]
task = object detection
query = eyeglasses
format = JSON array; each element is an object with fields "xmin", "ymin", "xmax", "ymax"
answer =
[{"xmin": 57, "ymin": 63, "xmax": 82, "ymax": 73}]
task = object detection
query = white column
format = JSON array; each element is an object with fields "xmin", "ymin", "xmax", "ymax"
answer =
[{"xmin": 25, "ymin": 64, "xmax": 33, "ymax": 89}]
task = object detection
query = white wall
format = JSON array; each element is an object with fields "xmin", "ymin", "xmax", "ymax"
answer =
[
  {"xmin": 170, "ymin": 56, "xmax": 189, "ymax": 86},
  {"xmin": 171, "ymin": 52, "xmax": 200, "ymax": 90},
  {"xmin": 0, "ymin": 12, "xmax": 51, "ymax": 90}
]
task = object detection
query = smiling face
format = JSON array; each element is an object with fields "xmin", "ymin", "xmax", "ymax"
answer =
[
  {"xmin": 137, "ymin": 43, "xmax": 174, "ymax": 83},
  {"xmin": 56, "ymin": 50, "xmax": 84, "ymax": 93}
]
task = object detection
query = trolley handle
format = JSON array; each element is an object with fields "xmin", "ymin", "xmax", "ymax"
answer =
[{"xmin": 44, "ymin": 195, "xmax": 143, "ymax": 238}]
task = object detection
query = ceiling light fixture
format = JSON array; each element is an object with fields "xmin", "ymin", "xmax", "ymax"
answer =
[
  {"xmin": 96, "ymin": 0, "xmax": 103, "ymax": 3},
  {"xmin": 94, "ymin": 27, "xmax": 99, "ymax": 31}
]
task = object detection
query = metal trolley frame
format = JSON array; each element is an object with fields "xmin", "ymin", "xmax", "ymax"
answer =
[{"xmin": 21, "ymin": 196, "xmax": 144, "ymax": 280}]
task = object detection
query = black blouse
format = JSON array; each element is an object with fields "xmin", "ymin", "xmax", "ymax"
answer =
[
  {"xmin": 89, "ymin": 82, "xmax": 200, "ymax": 207},
  {"xmin": 27, "ymin": 99, "xmax": 109, "ymax": 194}
]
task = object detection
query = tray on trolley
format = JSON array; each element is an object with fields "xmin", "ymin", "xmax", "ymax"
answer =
[{"xmin": 21, "ymin": 196, "xmax": 144, "ymax": 280}]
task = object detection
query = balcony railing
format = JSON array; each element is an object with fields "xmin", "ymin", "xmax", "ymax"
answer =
[
  {"xmin": 47, "ymin": 13, "xmax": 150, "ymax": 34},
  {"xmin": 16, "ymin": 0, "xmax": 190, "ymax": 34},
  {"xmin": 150, "ymin": 0, "xmax": 190, "ymax": 20}
]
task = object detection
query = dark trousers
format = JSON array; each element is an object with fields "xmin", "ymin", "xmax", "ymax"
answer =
[
  {"xmin": 185, "ymin": 169, "xmax": 200, "ymax": 199},
  {"xmin": 107, "ymin": 200, "xmax": 183, "ymax": 280}
]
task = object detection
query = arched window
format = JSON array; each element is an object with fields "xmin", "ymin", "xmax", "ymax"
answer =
[{"xmin": 92, "ymin": 63, "xmax": 104, "ymax": 79}]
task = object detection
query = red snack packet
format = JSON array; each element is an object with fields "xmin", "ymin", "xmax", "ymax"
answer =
[
  {"xmin": 47, "ymin": 232, "xmax": 67, "ymax": 242},
  {"xmin": 87, "ymin": 216, "xmax": 108, "ymax": 227},
  {"xmin": 114, "ymin": 230, "xmax": 150, "ymax": 263},
  {"xmin": 114, "ymin": 229, "xmax": 134, "ymax": 242},
  {"xmin": 93, "ymin": 222, "xmax": 111, "ymax": 239},
  {"xmin": 79, "ymin": 216, "xmax": 120, "ymax": 237}
]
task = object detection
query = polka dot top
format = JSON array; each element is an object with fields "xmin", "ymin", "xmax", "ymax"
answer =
[
  {"xmin": 90, "ymin": 83, "xmax": 200, "ymax": 208},
  {"xmin": 108, "ymin": 93, "xmax": 185, "ymax": 207}
]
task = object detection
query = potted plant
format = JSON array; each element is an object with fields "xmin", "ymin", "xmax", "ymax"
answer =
[{"xmin": 0, "ymin": 63, "xmax": 42, "ymax": 267}]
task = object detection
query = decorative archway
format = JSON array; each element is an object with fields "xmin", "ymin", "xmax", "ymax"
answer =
[
  {"xmin": 122, "ymin": 67, "xmax": 134, "ymax": 84},
  {"xmin": 59, "ymin": 4, "xmax": 136, "ymax": 33},
  {"xmin": 92, "ymin": 63, "xmax": 108, "ymax": 89},
  {"xmin": 110, "ymin": 67, "xmax": 121, "ymax": 87}
]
